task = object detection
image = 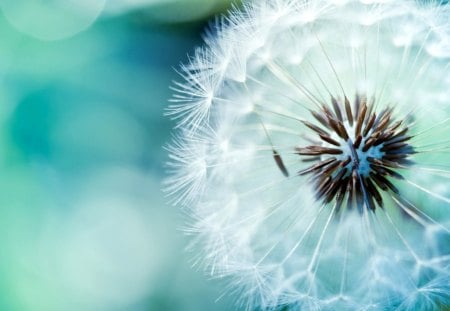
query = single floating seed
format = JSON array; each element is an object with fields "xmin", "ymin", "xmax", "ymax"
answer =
[{"xmin": 273, "ymin": 149, "xmax": 289, "ymax": 177}]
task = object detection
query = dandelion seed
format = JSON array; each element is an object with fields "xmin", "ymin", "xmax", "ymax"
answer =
[{"xmin": 166, "ymin": 0, "xmax": 450, "ymax": 310}]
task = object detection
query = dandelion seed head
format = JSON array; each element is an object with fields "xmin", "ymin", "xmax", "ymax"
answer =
[{"xmin": 166, "ymin": 0, "xmax": 450, "ymax": 309}]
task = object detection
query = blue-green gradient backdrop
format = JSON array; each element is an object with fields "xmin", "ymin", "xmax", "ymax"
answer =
[{"xmin": 0, "ymin": 1, "xmax": 238, "ymax": 310}]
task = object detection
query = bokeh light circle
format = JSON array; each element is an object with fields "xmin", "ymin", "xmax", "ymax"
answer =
[{"xmin": 1, "ymin": 0, "xmax": 106, "ymax": 41}]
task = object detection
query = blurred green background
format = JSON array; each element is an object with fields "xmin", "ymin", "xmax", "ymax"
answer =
[{"xmin": 0, "ymin": 1, "xmax": 238, "ymax": 310}]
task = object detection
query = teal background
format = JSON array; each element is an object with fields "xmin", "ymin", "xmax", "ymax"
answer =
[{"xmin": 0, "ymin": 1, "xmax": 237, "ymax": 310}]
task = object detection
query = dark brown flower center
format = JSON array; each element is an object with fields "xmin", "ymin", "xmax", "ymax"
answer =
[{"xmin": 296, "ymin": 94, "xmax": 415, "ymax": 212}]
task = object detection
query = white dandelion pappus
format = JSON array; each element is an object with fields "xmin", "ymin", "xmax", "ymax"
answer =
[{"xmin": 166, "ymin": 0, "xmax": 450, "ymax": 310}]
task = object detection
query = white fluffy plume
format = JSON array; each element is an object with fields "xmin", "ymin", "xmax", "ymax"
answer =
[{"xmin": 166, "ymin": 1, "xmax": 450, "ymax": 310}]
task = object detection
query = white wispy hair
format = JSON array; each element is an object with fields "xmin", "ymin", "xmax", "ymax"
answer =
[{"xmin": 166, "ymin": 0, "xmax": 450, "ymax": 310}]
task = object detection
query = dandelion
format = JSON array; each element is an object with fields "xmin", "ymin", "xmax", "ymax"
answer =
[{"xmin": 166, "ymin": 0, "xmax": 450, "ymax": 310}]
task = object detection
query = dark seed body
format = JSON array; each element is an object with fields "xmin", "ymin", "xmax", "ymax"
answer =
[{"xmin": 297, "ymin": 94, "xmax": 414, "ymax": 213}]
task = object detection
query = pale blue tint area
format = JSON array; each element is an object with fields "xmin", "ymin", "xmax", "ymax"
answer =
[{"xmin": 0, "ymin": 2, "xmax": 238, "ymax": 310}]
